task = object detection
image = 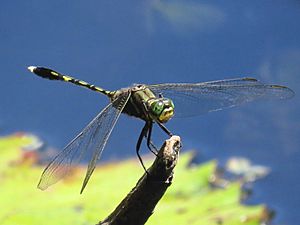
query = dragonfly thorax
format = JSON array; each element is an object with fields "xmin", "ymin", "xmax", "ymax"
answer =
[
  {"xmin": 112, "ymin": 85, "xmax": 175, "ymax": 123},
  {"xmin": 146, "ymin": 98, "xmax": 174, "ymax": 123}
]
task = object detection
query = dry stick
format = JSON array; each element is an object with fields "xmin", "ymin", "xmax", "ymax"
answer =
[{"xmin": 98, "ymin": 135, "xmax": 181, "ymax": 225}]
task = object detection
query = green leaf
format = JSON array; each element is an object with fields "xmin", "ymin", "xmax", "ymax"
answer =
[{"xmin": 0, "ymin": 134, "xmax": 269, "ymax": 225}]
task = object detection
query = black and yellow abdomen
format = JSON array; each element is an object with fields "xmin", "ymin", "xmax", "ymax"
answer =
[{"xmin": 28, "ymin": 66, "xmax": 112, "ymax": 96}]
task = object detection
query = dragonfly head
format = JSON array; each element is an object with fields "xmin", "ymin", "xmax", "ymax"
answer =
[{"xmin": 147, "ymin": 98, "xmax": 174, "ymax": 123}]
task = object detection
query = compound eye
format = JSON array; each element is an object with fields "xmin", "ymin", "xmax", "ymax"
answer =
[{"xmin": 151, "ymin": 101, "xmax": 164, "ymax": 116}]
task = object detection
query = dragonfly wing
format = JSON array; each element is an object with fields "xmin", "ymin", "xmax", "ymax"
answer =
[
  {"xmin": 37, "ymin": 91, "xmax": 131, "ymax": 193},
  {"xmin": 148, "ymin": 77, "xmax": 294, "ymax": 118}
]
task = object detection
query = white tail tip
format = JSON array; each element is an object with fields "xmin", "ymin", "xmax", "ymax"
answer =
[{"xmin": 27, "ymin": 66, "xmax": 37, "ymax": 73}]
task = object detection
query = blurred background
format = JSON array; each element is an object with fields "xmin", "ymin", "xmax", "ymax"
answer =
[{"xmin": 0, "ymin": 1, "xmax": 299, "ymax": 224}]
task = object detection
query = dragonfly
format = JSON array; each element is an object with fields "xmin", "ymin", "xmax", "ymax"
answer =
[{"xmin": 28, "ymin": 66, "xmax": 294, "ymax": 193}]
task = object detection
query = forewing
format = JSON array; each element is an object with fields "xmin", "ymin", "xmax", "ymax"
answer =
[
  {"xmin": 148, "ymin": 77, "xmax": 294, "ymax": 117},
  {"xmin": 37, "ymin": 91, "xmax": 131, "ymax": 192}
]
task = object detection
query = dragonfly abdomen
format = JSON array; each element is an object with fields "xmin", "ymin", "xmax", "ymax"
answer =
[{"xmin": 28, "ymin": 66, "xmax": 112, "ymax": 97}]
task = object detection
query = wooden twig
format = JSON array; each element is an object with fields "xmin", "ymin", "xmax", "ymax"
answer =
[{"xmin": 98, "ymin": 135, "xmax": 181, "ymax": 225}]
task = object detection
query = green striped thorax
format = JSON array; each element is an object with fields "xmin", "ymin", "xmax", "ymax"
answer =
[{"xmin": 112, "ymin": 84, "xmax": 175, "ymax": 124}]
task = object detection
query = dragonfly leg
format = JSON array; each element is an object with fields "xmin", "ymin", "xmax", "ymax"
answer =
[
  {"xmin": 157, "ymin": 122, "xmax": 173, "ymax": 137},
  {"xmin": 141, "ymin": 101, "xmax": 158, "ymax": 155},
  {"xmin": 146, "ymin": 122, "xmax": 158, "ymax": 156},
  {"xmin": 136, "ymin": 122, "xmax": 150, "ymax": 173}
]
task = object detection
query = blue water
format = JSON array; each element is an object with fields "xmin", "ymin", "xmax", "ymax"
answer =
[{"xmin": 1, "ymin": 1, "xmax": 299, "ymax": 224}]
